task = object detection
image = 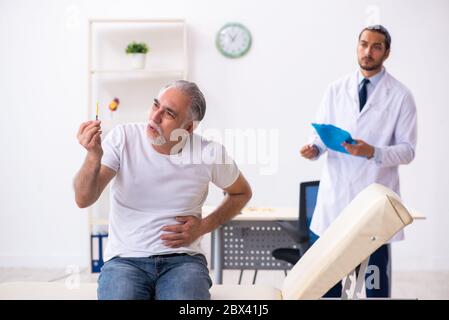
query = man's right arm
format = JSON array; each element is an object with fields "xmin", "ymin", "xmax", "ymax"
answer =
[
  {"xmin": 74, "ymin": 120, "xmax": 116, "ymax": 208},
  {"xmin": 74, "ymin": 157, "xmax": 116, "ymax": 208}
]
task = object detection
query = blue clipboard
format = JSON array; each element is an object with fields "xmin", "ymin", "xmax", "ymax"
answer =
[{"xmin": 312, "ymin": 123, "xmax": 356, "ymax": 154}]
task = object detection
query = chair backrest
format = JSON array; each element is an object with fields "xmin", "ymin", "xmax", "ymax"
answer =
[
  {"xmin": 281, "ymin": 183, "xmax": 414, "ymax": 299},
  {"xmin": 298, "ymin": 181, "xmax": 320, "ymax": 246}
]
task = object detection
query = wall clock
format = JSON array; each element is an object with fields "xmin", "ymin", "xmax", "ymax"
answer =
[{"xmin": 216, "ymin": 23, "xmax": 252, "ymax": 58}]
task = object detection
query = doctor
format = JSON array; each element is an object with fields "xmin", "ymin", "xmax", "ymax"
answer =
[{"xmin": 300, "ymin": 25, "xmax": 417, "ymax": 298}]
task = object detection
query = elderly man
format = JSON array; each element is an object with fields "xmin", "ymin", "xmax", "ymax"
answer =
[{"xmin": 74, "ymin": 80, "xmax": 252, "ymax": 300}]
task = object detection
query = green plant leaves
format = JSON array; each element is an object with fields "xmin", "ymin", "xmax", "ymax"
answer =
[{"xmin": 125, "ymin": 42, "xmax": 149, "ymax": 54}]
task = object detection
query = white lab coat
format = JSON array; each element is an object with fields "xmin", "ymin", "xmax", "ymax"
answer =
[{"xmin": 309, "ymin": 69, "xmax": 417, "ymax": 242}]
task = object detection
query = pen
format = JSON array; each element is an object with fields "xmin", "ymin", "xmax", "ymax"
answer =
[{"xmin": 96, "ymin": 102, "xmax": 99, "ymax": 121}]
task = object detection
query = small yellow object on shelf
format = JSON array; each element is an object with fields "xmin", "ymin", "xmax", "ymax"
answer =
[{"xmin": 108, "ymin": 97, "xmax": 120, "ymax": 111}]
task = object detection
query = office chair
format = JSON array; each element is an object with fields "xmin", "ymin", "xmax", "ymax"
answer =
[{"xmin": 272, "ymin": 181, "xmax": 320, "ymax": 265}]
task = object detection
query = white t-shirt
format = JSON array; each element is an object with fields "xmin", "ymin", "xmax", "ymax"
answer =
[{"xmin": 101, "ymin": 123, "xmax": 240, "ymax": 261}]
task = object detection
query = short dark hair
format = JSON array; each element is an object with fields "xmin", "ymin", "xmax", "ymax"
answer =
[{"xmin": 359, "ymin": 25, "xmax": 391, "ymax": 50}]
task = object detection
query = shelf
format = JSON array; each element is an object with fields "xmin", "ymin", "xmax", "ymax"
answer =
[
  {"xmin": 89, "ymin": 19, "xmax": 186, "ymax": 73},
  {"xmin": 90, "ymin": 69, "xmax": 185, "ymax": 80},
  {"xmin": 89, "ymin": 18, "xmax": 185, "ymax": 24}
]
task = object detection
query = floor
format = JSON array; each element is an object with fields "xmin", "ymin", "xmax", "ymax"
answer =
[{"xmin": 1, "ymin": 268, "xmax": 448, "ymax": 299}]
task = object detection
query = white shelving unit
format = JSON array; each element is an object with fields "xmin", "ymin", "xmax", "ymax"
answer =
[{"xmin": 87, "ymin": 18, "xmax": 188, "ymax": 272}]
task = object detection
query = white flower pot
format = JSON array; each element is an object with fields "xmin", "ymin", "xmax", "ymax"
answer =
[{"xmin": 129, "ymin": 53, "xmax": 146, "ymax": 69}]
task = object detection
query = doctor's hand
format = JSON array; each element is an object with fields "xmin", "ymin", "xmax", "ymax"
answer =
[
  {"xmin": 160, "ymin": 215, "xmax": 204, "ymax": 248},
  {"xmin": 342, "ymin": 139, "xmax": 374, "ymax": 159},
  {"xmin": 300, "ymin": 144, "xmax": 319, "ymax": 159}
]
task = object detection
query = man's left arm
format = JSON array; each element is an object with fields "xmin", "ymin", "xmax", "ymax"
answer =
[
  {"xmin": 343, "ymin": 93, "xmax": 417, "ymax": 167},
  {"xmin": 161, "ymin": 173, "xmax": 252, "ymax": 248},
  {"xmin": 202, "ymin": 173, "xmax": 252, "ymax": 233}
]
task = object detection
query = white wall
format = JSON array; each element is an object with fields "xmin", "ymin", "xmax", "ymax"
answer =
[{"xmin": 1, "ymin": 0, "xmax": 448, "ymax": 271}]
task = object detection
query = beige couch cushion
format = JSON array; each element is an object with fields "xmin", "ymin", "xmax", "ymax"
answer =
[
  {"xmin": 0, "ymin": 282, "xmax": 282, "ymax": 300},
  {"xmin": 210, "ymin": 284, "xmax": 282, "ymax": 300},
  {"xmin": 0, "ymin": 281, "xmax": 97, "ymax": 300}
]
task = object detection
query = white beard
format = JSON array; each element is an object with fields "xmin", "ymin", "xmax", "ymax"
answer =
[
  {"xmin": 149, "ymin": 135, "xmax": 167, "ymax": 146},
  {"xmin": 147, "ymin": 120, "xmax": 167, "ymax": 146}
]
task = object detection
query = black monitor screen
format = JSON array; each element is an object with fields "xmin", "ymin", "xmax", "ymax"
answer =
[{"xmin": 303, "ymin": 182, "xmax": 319, "ymax": 244}]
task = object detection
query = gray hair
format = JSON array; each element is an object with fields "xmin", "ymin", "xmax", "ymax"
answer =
[{"xmin": 161, "ymin": 80, "xmax": 206, "ymax": 122}]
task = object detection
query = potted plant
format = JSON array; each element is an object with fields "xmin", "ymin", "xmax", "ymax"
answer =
[{"xmin": 125, "ymin": 41, "xmax": 149, "ymax": 69}]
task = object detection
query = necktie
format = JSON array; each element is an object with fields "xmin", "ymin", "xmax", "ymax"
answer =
[{"xmin": 359, "ymin": 78, "xmax": 370, "ymax": 112}]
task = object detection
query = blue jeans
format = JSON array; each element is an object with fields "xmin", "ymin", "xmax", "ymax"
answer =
[{"xmin": 97, "ymin": 253, "xmax": 212, "ymax": 300}]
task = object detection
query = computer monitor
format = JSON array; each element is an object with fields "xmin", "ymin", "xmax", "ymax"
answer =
[{"xmin": 299, "ymin": 181, "xmax": 320, "ymax": 245}]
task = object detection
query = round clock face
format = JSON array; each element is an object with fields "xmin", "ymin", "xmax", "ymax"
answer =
[{"xmin": 216, "ymin": 23, "xmax": 252, "ymax": 58}]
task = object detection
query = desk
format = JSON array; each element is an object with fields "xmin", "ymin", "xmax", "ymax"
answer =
[{"xmin": 203, "ymin": 206, "xmax": 297, "ymax": 284}]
